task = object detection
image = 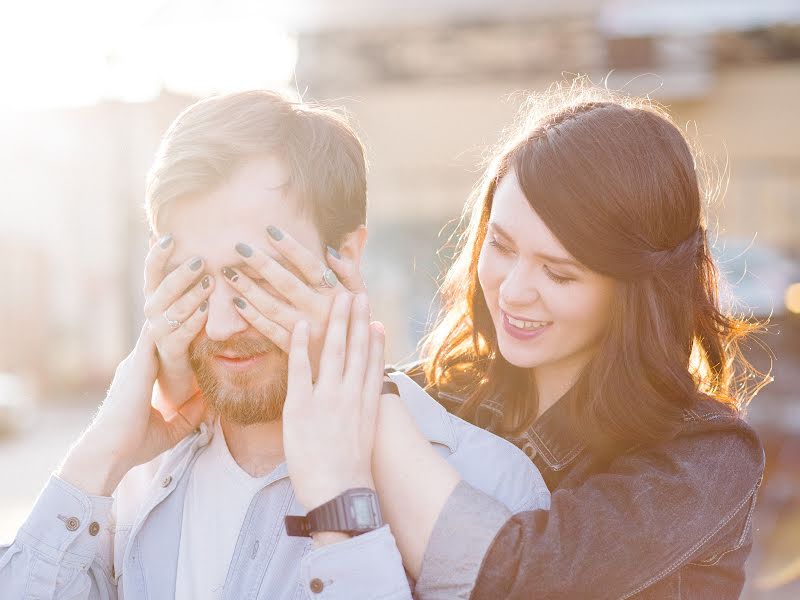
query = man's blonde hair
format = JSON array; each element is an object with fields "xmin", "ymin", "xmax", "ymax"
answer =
[{"xmin": 145, "ymin": 90, "xmax": 367, "ymax": 246}]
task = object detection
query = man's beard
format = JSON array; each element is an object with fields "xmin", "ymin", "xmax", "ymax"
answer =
[{"xmin": 189, "ymin": 334, "xmax": 287, "ymax": 425}]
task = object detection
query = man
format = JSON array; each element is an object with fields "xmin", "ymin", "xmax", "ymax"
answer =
[{"xmin": 0, "ymin": 90, "xmax": 549, "ymax": 598}]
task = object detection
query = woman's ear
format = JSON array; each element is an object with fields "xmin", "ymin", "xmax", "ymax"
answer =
[{"xmin": 334, "ymin": 225, "xmax": 368, "ymax": 266}]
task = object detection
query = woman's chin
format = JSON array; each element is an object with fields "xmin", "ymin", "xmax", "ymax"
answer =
[{"xmin": 497, "ymin": 340, "xmax": 549, "ymax": 369}]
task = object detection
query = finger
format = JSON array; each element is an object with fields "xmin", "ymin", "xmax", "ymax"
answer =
[
  {"xmin": 220, "ymin": 266, "xmax": 298, "ymax": 331},
  {"xmin": 326, "ymin": 247, "xmax": 367, "ymax": 294},
  {"xmin": 361, "ymin": 321, "xmax": 387, "ymax": 433},
  {"xmin": 143, "ymin": 233, "xmax": 174, "ymax": 296},
  {"xmin": 231, "ymin": 296, "xmax": 291, "ymax": 353},
  {"xmin": 317, "ymin": 293, "xmax": 352, "ymax": 385},
  {"xmin": 343, "ymin": 293, "xmax": 370, "ymax": 388},
  {"xmin": 265, "ymin": 226, "xmax": 346, "ymax": 292},
  {"xmin": 233, "ymin": 242, "xmax": 317, "ymax": 309},
  {"xmin": 284, "ymin": 321, "xmax": 312, "ymax": 418},
  {"xmin": 144, "ymin": 255, "xmax": 205, "ymax": 321},
  {"xmin": 161, "ymin": 274, "xmax": 214, "ymax": 325},
  {"xmin": 159, "ymin": 300, "xmax": 209, "ymax": 360}
]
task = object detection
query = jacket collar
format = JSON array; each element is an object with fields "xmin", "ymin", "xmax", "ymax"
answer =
[{"xmin": 514, "ymin": 392, "xmax": 586, "ymax": 471}]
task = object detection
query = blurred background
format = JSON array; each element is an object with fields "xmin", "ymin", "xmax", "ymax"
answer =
[{"xmin": 0, "ymin": 0, "xmax": 798, "ymax": 596}]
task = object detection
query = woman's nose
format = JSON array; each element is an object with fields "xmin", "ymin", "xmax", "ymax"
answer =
[{"xmin": 499, "ymin": 265, "xmax": 541, "ymax": 308}]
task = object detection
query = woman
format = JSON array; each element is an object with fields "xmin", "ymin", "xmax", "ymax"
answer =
[{"xmin": 165, "ymin": 83, "xmax": 768, "ymax": 597}]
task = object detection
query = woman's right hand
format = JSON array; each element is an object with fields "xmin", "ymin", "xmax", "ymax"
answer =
[
  {"xmin": 57, "ymin": 322, "xmax": 208, "ymax": 496},
  {"xmin": 142, "ymin": 233, "xmax": 214, "ymax": 412}
]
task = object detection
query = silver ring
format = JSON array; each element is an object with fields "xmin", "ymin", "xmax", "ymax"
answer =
[
  {"xmin": 320, "ymin": 267, "xmax": 338, "ymax": 289},
  {"xmin": 164, "ymin": 310, "xmax": 181, "ymax": 330}
]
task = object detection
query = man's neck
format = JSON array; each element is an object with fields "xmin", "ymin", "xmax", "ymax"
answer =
[{"xmin": 220, "ymin": 417, "xmax": 285, "ymax": 478}]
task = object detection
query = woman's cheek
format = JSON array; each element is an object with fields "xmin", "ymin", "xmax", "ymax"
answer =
[{"xmin": 477, "ymin": 249, "xmax": 503, "ymax": 302}]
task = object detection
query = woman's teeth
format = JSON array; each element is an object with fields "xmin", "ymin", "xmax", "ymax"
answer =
[{"xmin": 507, "ymin": 316, "xmax": 552, "ymax": 329}]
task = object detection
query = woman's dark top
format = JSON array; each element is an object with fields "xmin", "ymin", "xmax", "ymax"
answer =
[{"xmin": 405, "ymin": 364, "xmax": 766, "ymax": 599}]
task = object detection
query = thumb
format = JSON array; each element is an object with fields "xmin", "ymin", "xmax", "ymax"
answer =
[{"xmin": 284, "ymin": 321, "xmax": 313, "ymax": 418}]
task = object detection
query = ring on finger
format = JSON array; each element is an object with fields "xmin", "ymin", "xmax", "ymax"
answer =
[
  {"xmin": 164, "ymin": 309, "xmax": 182, "ymax": 330},
  {"xmin": 319, "ymin": 266, "xmax": 338, "ymax": 289}
]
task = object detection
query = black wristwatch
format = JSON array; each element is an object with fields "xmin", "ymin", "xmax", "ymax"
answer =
[{"xmin": 285, "ymin": 488, "xmax": 383, "ymax": 537}]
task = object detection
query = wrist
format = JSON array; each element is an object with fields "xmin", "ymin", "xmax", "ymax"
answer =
[
  {"xmin": 58, "ymin": 428, "xmax": 132, "ymax": 496},
  {"xmin": 303, "ymin": 475, "xmax": 375, "ymax": 512},
  {"xmin": 311, "ymin": 531, "xmax": 352, "ymax": 549}
]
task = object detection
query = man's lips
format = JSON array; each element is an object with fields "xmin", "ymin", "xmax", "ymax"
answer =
[{"xmin": 213, "ymin": 353, "xmax": 268, "ymax": 371}]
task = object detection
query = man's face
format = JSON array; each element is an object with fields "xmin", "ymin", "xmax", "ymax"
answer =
[{"xmin": 159, "ymin": 156, "xmax": 325, "ymax": 425}]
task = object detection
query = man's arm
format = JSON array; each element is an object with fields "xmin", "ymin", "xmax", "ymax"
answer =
[
  {"xmin": 0, "ymin": 323, "xmax": 205, "ymax": 598},
  {"xmin": 0, "ymin": 474, "xmax": 117, "ymax": 599}
]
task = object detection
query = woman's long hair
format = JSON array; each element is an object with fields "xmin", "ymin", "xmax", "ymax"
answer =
[{"xmin": 420, "ymin": 80, "xmax": 770, "ymax": 451}]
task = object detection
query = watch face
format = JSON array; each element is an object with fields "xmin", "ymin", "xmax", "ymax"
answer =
[{"xmin": 349, "ymin": 493, "xmax": 379, "ymax": 528}]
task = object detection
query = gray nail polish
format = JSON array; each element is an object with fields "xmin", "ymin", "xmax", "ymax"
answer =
[
  {"xmin": 200, "ymin": 300, "xmax": 208, "ymax": 312},
  {"xmin": 266, "ymin": 225, "xmax": 283, "ymax": 241},
  {"xmin": 189, "ymin": 257, "xmax": 202, "ymax": 271},
  {"xmin": 235, "ymin": 242, "xmax": 252, "ymax": 257},
  {"xmin": 222, "ymin": 267, "xmax": 239, "ymax": 282},
  {"xmin": 201, "ymin": 276, "xmax": 210, "ymax": 289},
  {"xmin": 158, "ymin": 234, "xmax": 172, "ymax": 249},
  {"xmin": 233, "ymin": 297, "xmax": 246, "ymax": 309},
  {"xmin": 327, "ymin": 245, "xmax": 341, "ymax": 259}
]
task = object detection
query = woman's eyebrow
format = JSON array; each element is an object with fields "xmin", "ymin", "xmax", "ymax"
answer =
[{"xmin": 489, "ymin": 221, "xmax": 585, "ymax": 271}]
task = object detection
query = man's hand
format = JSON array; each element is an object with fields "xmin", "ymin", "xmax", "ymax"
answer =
[
  {"xmin": 282, "ymin": 293, "xmax": 385, "ymax": 513},
  {"xmin": 57, "ymin": 322, "xmax": 207, "ymax": 496},
  {"xmin": 142, "ymin": 233, "xmax": 213, "ymax": 412}
]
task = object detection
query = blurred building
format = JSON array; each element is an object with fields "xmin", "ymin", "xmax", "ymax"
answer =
[{"xmin": 0, "ymin": 94, "xmax": 194, "ymax": 393}]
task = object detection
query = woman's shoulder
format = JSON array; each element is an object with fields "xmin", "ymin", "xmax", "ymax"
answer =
[{"xmin": 633, "ymin": 396, "xmax": 765, "ymax": 493}]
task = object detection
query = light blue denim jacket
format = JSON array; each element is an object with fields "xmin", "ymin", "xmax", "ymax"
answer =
[{"xmin": 0, "ymin": 372, "xmax": 550, "ymax": 599}]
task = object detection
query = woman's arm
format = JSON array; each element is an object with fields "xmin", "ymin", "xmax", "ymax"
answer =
[
  {"xmin": 370, "ymin": 390, "xmax": 462, "ymax": 579},
  {"xmin": 374, "ymin": 403, "xmax": 765, "ymax": 599}
]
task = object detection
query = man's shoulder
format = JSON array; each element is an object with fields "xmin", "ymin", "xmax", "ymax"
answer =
[
  {"xmin": 113, "ymin": 426, "xmax": 207, "ymax": 527},
  {"xmin": 386, "ymin": 370, "xmax": 550, "ymax": 513}
]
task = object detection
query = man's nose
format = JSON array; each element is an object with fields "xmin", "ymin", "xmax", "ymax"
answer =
[{"xmin": 204, "ymin": 278, "xmax": 249, "ymax": 341}]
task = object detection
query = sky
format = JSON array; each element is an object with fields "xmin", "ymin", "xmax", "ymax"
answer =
[{"xmin": 0, "ymin": 0, "xmax": 297, "ymax": 110}]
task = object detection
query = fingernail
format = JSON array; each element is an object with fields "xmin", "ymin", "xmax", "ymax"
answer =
[
  {"xmin": 222, "ymin": 267, "xmax": 239, "ymax": 282},
  {"xmin": 189, "ymin": 257, "xmax": 203, "ymax": 271},
  {"xmin": 199, "ymin": 300, "xmax": 208, "ymax": 312},
  {"xmin": 158, "ymin": 234, "xmax": 173, "ymax": 249},
  {"xmin": 266, "ymin": 225, "xmax": 283, "ymax": 241},
  {"xmin": 327, "ymin": 245, "xmax": 341, "ymax": 259},
  {"xmin": 235, "ymin": 242, "xmax": 252, "ymax": 258},
  {"xmin": 372, "ymin": 321, "xmax": 385, "ymax": 335},
  {"xmin": 233, "ymin": 297, "xmax": 246, "ymax": 309},
  {"xmin": 201, "ymin": 276, "xmax": 210, "ymax": 289}
]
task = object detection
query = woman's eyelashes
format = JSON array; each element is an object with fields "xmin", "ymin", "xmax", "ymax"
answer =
[
  {"xmin": 488, "ymin": 236, "xmax": 574, "ymax": 285},
  {"xmin": 543, "ymin": 265, "xmax": 574, "ymax": 285},
  {"xmin": 488, "ymin": 237, "xmax": 512, "ymax": 255}
]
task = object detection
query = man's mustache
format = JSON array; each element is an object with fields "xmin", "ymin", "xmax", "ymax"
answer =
[{"xmin": 189, "ymin": 335, "xmax": 279, "ymax": 361}]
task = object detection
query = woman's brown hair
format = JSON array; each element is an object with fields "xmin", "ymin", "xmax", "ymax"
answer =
[{"xmin": 420, "ymin": 80, "xmax": 770, "ymax": 451}]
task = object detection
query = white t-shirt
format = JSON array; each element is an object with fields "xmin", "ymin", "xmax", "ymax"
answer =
[{"xmin": 175, "ymin": 419, "xmax": 276, "ymax": 600}]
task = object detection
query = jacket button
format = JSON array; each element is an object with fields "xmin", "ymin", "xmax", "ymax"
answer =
[
  {"xmin": 88, "ymin": 521, "xmax": 100, "ymax": 536},
  {"xmin": 161, "ymin": 475, "xmax": 173, "ymax": 487},
  {"xmin": 309, "ymin": 578, "xmax": 324, "ymax": 593},
  {"xmin": 65, "ymin": 517, "xmax": 80, "ymax": 531}
]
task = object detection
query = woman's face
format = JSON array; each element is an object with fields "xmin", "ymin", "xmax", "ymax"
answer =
[{"xmin": 477, "ymin": 171, "xmax": 616, "ymax": 373}]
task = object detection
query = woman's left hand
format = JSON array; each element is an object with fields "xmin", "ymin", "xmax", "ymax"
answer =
[
  {"xmin": 227, "ymin": 227, "xmax": 365, "ymax": 377},
  {"xmin": 282, "ymin": 292, "xmax": 386, "ymax": 511}
]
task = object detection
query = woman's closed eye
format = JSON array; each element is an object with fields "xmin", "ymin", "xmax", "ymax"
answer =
[
  {"xmin": 544, "ymin": 265, "xmax": 574, "ymax": 284},
  {"xmin": 488, "ymin": 236, "xmax": 513, "ymax": 255}
]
